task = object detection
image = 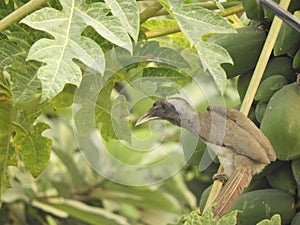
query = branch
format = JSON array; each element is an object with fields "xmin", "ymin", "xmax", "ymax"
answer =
[
  {"xmin": 183, "ymin": 1, "xmax": 241, "ymax": 10},
  {"xmin": 0, "ymin": 0, "xmax": 48, "ymax": 31},
  {"xmin": 219, "ymin": 4, "xmax": 244, "ymax": 17},
  {"xmin": 145, "ymin": 26, "xmax": 180, "ymax": 38},
  {"xmin": 140, "ymin": 1, "xmax": 163, "ymax": 24}
]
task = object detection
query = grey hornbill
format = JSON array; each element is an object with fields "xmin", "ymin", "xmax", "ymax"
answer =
[{"xmin": 136, "ymin": 97, "xmax": 276, "ymax": 217}]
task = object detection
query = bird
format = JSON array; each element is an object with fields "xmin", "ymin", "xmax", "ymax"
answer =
[{"xmin": 136, "ymin": 97, "xmax": 276, "ymax": 217}]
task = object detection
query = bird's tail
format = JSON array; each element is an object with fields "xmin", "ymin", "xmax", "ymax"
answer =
[{"xmin": 212, "ymin": 169, "xmax": 252, "ymax": 217}]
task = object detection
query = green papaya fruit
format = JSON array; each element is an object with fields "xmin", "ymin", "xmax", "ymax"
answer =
[
  {"xmin": 291, "ymin": 212, "xmax": 300, "ymax": 225},
  {"xmin": 274, "ymin": 11, "xmax": 300, "ymax": 57},
  {"xmin": 263, "ymin": 57, "xmax": 295, "ymax": 82},
  {"xmin": 237, "ymin": 57, "xmax": 294, "ymax": 101},
  {"xmin": 261, "ymin": 83, "xmax": 300, "ymax": 160},
  {"xmin": 266, "ymin": 162, "xmax": 297, "ymax": 195},
  {"xmin": 255, "ymin": 160, "xmax": 284, "ymax": 178},
  {"xmin": 291, "ymin": 158, "xmax": 300, "ymax": 185},
  {"xmin": 237, "ymin": 70, "xmax": 252, "ymax": 101},
  {"xmin": 242, "ymin": 0, "xmax": 264, "ymax": 21},
  {"xmin": 231, "ymin": 189, "xmax": 295, "ymax": 225},
  {"xmin": 210, "ymin": 26, "xmax": 266, "ymax": 78},
  {"xmin": 244, "ymin": 177, "xmax": 268, "ymax": 192},
  {"xmin": 255, "ymin": 101, "xmax": 267, "ymax": 123},
  {"xmin": 292, "ymin": 48, "xmax": 300, "ymax": 69},
  {"xmin": 255, "ymin": 75, "xmax": 288, "ymax": 102}
]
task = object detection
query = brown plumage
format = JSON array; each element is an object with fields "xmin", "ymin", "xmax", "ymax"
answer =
[{"xmin": 136, "ymin": 97, "xmax": 276, "ymax": 217}]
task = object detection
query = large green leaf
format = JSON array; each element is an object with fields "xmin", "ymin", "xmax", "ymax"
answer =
[
  {"xmin": 13, "ymin": 122, "xmax": 51, "ymax": 177},
  {"xmin": 0, "ymin": 98, "xmax": 13, "ymax": 209},
  {"xmin": 104, "ymin": 0, "xmax": 139, "ymax": 42},
  {"xmin": 169, "ymin": 3, "xmax": 235, "ymax": 94},
  {"xmin": 21, "ymin": 0, "xmax": 132, "ymax": 100},
  {"xmin": 0, "ymin": 24, "xmax": 47, "ymax": 103},
  {"xmin": 195, "ymin": 40, "xmax": 233, "ymax": 93},
  {"xmin": 6, "ymin": 62, "xmax": 41, "ymax": 103},
  {"xmin": 0, "ymin": 70, "xmax": 14, "ymax": 208},
  {"xmin": 170, "ymin": 5, "xmax": 234, "ymax": 45},
  {"xmin": 0, "ymin": 38, "xmax": 38, "ymax": 103}
]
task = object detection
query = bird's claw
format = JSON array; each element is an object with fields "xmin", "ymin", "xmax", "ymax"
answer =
[{"xmin": 212, "ymin": 173, "xmax": 228, "ymax": 183}]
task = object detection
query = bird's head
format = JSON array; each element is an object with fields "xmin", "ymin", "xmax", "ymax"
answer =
[{"xmin": 136, "ymin": 97, "xmax": 197, "ymax": 129}]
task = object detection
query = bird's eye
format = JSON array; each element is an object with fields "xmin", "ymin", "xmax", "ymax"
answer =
[{"xmin": 161, "ymin": 102, "xmax": 168, "ymax": 109}]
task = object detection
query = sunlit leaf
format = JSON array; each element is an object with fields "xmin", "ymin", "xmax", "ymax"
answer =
[
  {"xmin": 257, "ymin": 214, "xmax": 281, "ymax": 225},
  {"xmin": 195, "ymin": 40, "xmax": 233, "ymax": 93},
  {"xmin": 169, "ymin": 3, "xmax": 235, "ymax": 94},
  {"xmin": 21, "ymin": 0, "xmax": 132, "ymax": 100},
  {"xmin": 170, "ymin": 5, "xmax": 234, "ymax": 46},
  {"xmin": 104, "ymin": 0, "xmax": 139, "ymax": 42}
]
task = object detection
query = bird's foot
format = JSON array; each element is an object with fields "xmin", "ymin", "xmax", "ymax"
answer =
[{"xmin": 212, "ymin": 173, "xmax": 228, "ymax": 183}]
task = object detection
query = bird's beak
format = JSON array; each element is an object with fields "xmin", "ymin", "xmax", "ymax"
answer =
[{"xmin": 135, "ymin": 107, "xmax": 160, "ymax": 126}]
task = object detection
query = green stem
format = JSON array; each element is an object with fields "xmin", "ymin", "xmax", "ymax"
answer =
[
  {"xmin": 240, "ymin": 0, "xmax": 291, "ymax": 115},
  {"xmin": 140, "ymin": 1, "xmax": 163, "ymax": 24},
  {"xmin": 145, "ymin": 26, "xmax": 180, "ymax": 38},
  {"xmin": 219, "ymin": 4, "xmax": 244, "ymax": 17},
  {"xmin": 0, "ymin": 0, "xmax": 48, "ymax": 31},
  {"xmin": 183, "ymin": 1, "xmax": 241, "ymax": 10}
]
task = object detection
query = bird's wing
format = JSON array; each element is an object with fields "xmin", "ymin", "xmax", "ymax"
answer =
[
  {"xmin": 207, "ymin": 106, "xmax": 276, "ymax": 161},
  {"xmin": 199, "ymin": 110, "xmax": 270, "ymax": 164}
]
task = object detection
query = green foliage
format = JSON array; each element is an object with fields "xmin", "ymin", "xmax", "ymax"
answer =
[
  {"xmin": 171, "ymin": 208, "xmax": 238, "ymax": 225},
  {"xmin": 169, "ymin": 1, "xmax": 235, "ymax": 93},
  {"xmin": 0, "ymin": 0, "xmax": 300, "ymax": 224},
  {"xmin": 21, "ymin": 0, "xmax": 132, "ymax": 100}
]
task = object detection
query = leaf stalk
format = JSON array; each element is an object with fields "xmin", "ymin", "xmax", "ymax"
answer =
[{"xmin": 0, "ymin": 0, "xmax": 48, "ymax": 31}]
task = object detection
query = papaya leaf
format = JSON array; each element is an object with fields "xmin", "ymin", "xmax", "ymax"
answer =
[
  {"xmin": 6, "ymin": 62, "xmax": 41, "ymax": 103},
  {"xmin": 21, "ymin": 0, "xmax": 132, "ymax": 100},
  {"xmin": 195, "ymin": 40, "xmax": 233, "ymax": 93},
  {"xmin": 0, "ymin": 40, "xmax": 30, "ymax": 70},
  {"xmin": 0, "ymin": 40, "xmax": 41, "ymax": 103},
  {"xmin": 0, "ymin": 98, "xmax": 13, "ymax": 209},
  {"xmin": 0, "ymin": 24, "xmax": 48, "ymax": 103},
  {"xmin": 170, "ymin": 5, "xmax": 234, "ymax": 46},
  {"xmin": 256, "ymin": 214, "xmax": 281, "ymax": 225},
  {"xmin": 173, "ymin": 208, "xmax": 238, "ymax": 225},
  {"xmin": 13, "ymin": 122, "xmax": 51, "ymax": 177},
  {"xmin": 104, "ymin": 0, "xmax": 139, "ymax": 42},
  {"xmin": 169, "ymin": 3, "xmax": 235, "ymax": 94}
]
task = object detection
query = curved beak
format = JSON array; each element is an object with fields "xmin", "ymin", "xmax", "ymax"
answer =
[{"xmin": 135, "ymin": 106, "xmax": 161, "ymax": 126}]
